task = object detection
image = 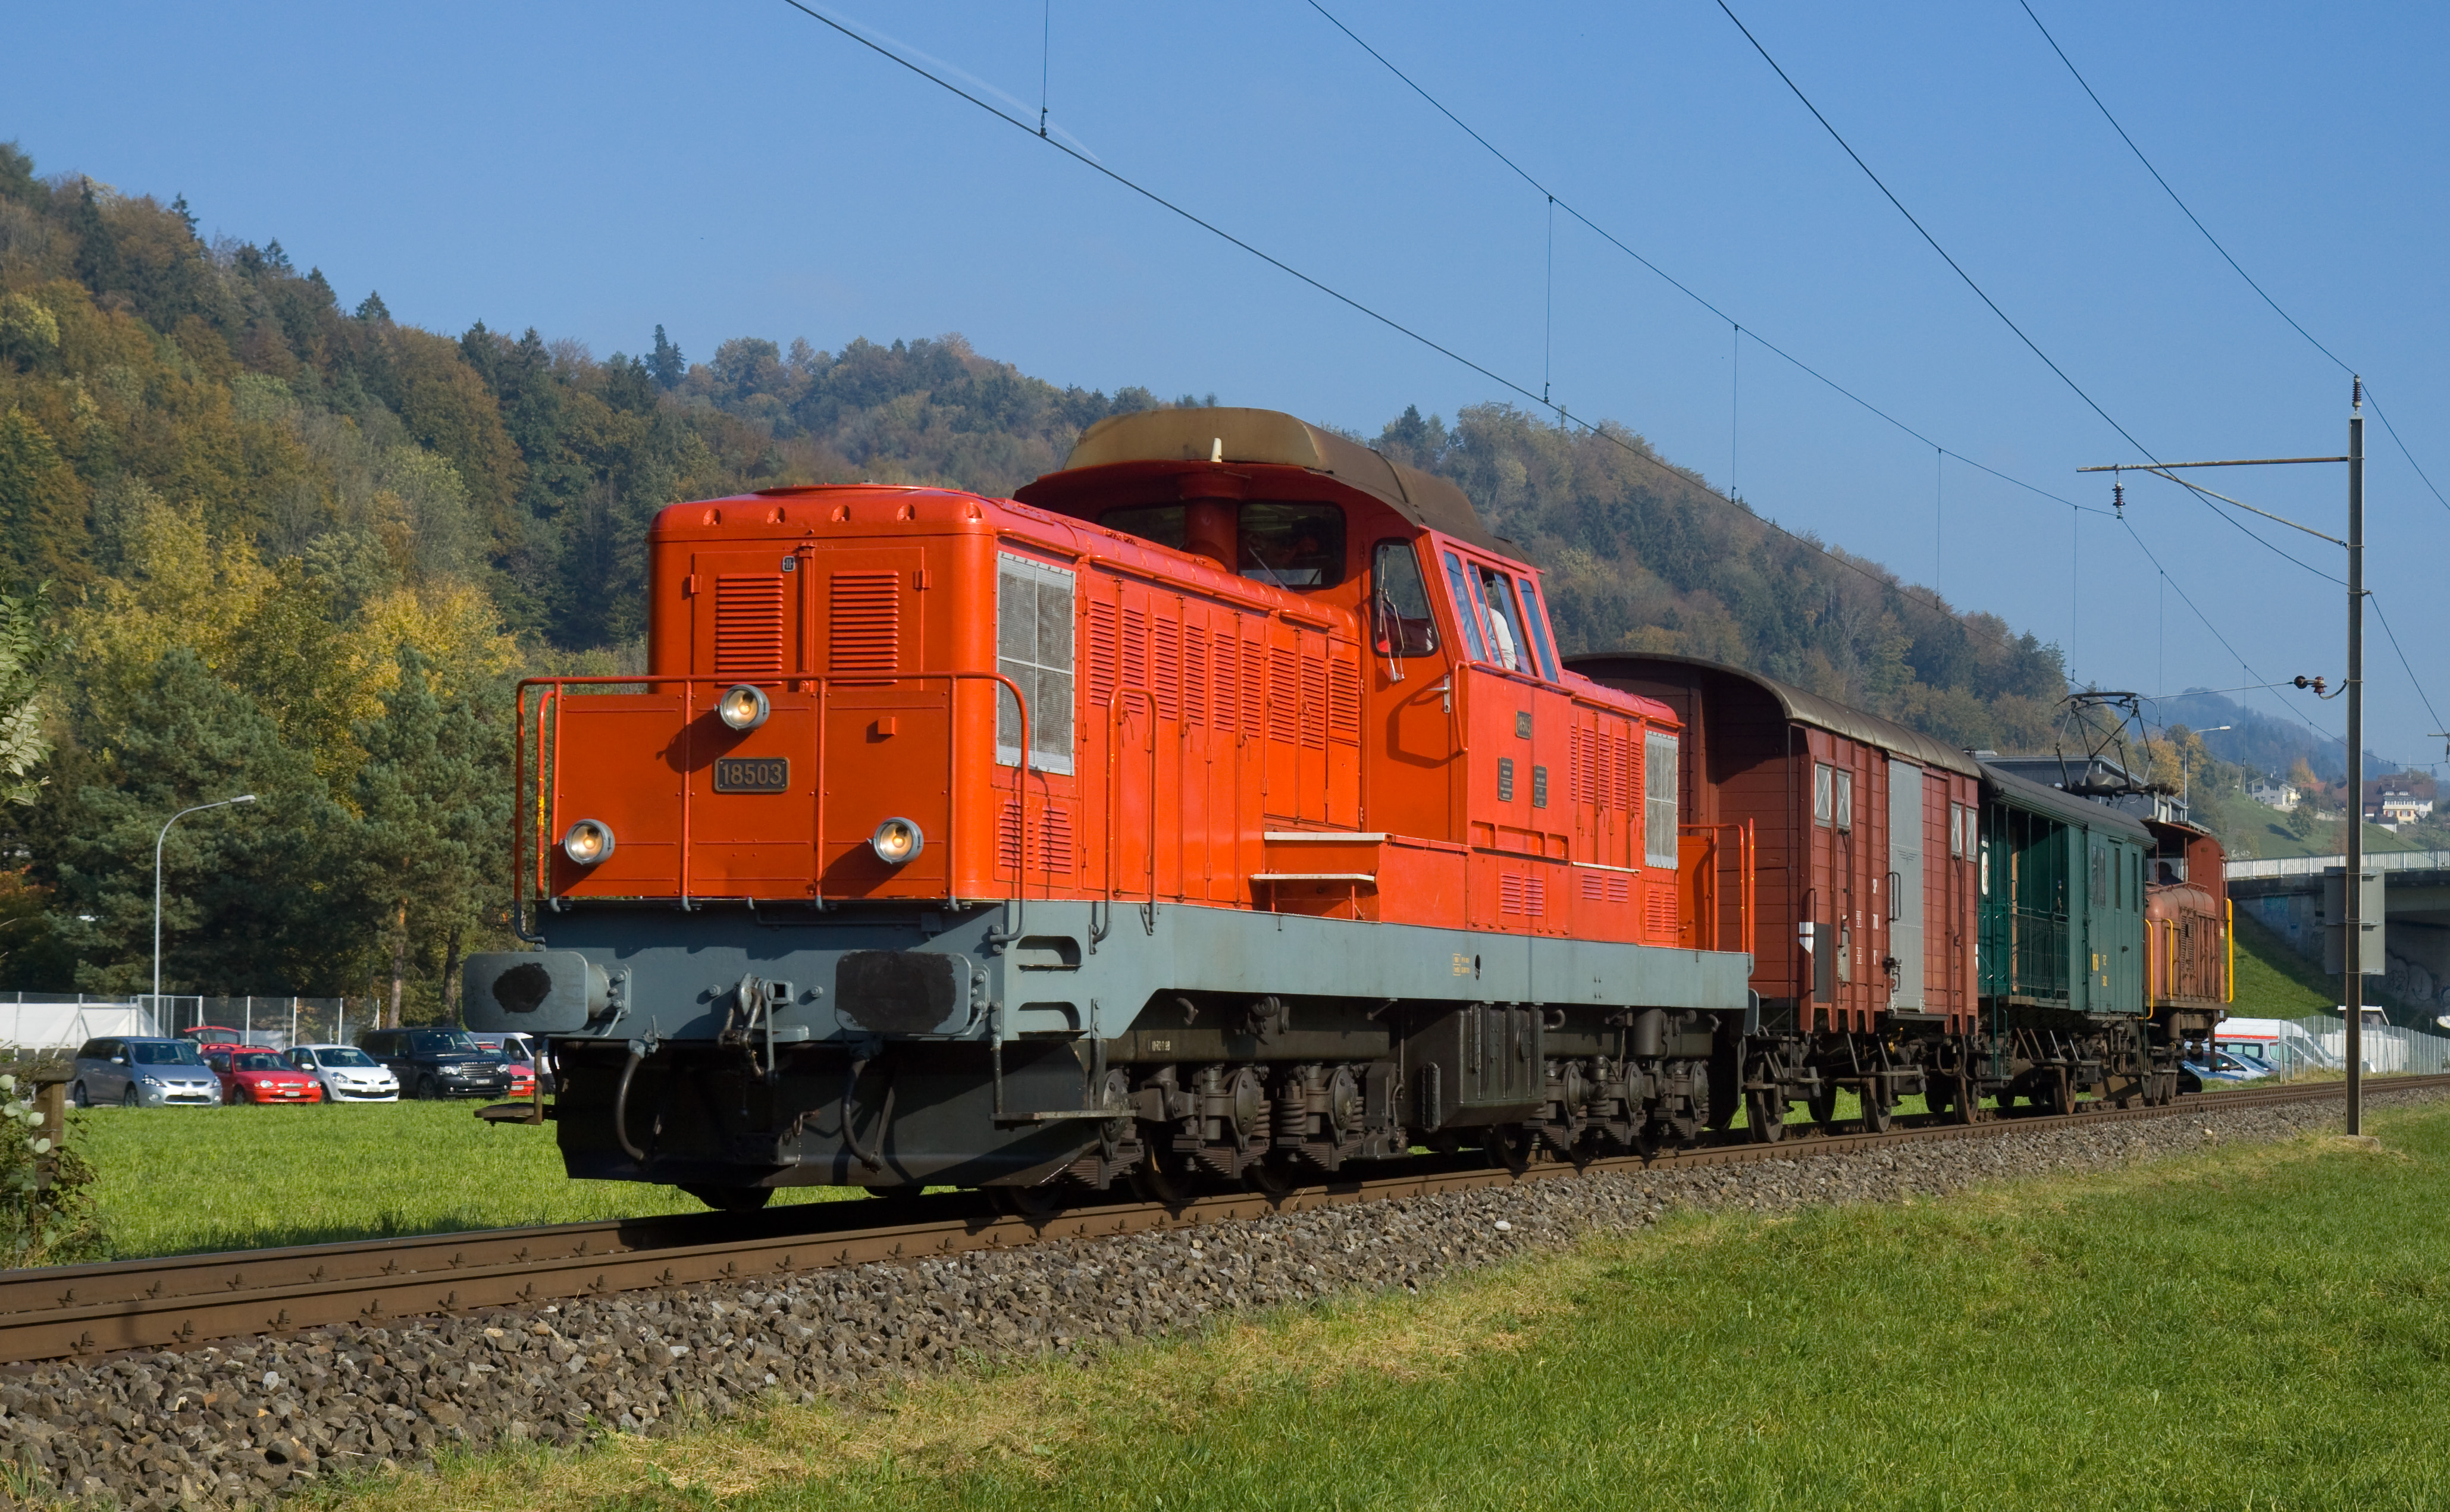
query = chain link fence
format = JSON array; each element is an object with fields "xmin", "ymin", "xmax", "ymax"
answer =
[{"xmin": 0, "ymin": 993, "xmax": 388, "ymax": 1054}]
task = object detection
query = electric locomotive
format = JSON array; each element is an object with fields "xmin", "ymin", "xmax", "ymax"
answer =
[{"xmin": 464, "ymin": 408, "xmax": 1757, "ymax": 1209}]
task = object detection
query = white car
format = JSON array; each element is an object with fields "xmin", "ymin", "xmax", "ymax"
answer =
[{"xmin": 284, "ymin": 1043, "xmax": 400, "ymax": 1102}]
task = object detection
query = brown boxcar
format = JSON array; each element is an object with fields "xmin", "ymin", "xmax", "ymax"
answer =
[{"xmin": 1565, "ymin": 654, "xmax": 1983, "ymax": 1038}]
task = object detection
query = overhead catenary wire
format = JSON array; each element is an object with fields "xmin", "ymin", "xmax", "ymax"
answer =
[
  {"xmin": 2015, "ymin": 0, "xmax": 2450, "ymax": 519},
  {"xmin": 772, "ymin": 0, "xmax": 2077, "ymax": 670},
  {"xmin": 1712, "ymin": 0, "xmax": 2348, "ymax": 601},
  {"xmin": 1299, "ymin": 0, "xmax": 2112, "ymax": 523},
  {"xmin": 2367, "ymin": 593, "xmax": 2448, "ymax": 746}
]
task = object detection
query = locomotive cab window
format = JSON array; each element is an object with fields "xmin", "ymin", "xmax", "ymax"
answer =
[
  {"xmin": 1370, "ymin": 540, "xmax": 1440, "ymax": 657},
  {"xmin": 995, "ymin": 553, "xmax": 1076, "ymax": 774},
  {"xmin": 1439, "ymin": 550, "xmax": 1490, "ymax": 661},
  {"xmin": 1238, "ymin": 503, "xmax": 1345, "ymax": 587},
  {"xmin": 1096, "ymin": 501, "xmax": 1346, "ymax": 589},
  {"xmin": 1474, "ymin": 565, "xmax": 1528, "ymax": 674},
  {"xmin": 1514, "ymin": 575, "xmax": 1559, "ymax": 680}
]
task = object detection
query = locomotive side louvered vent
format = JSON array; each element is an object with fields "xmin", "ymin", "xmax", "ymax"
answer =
[
  {"xmin": 997, "ymin": 800, "xmax": 1076, "ymax": 874},
  {"xmin": 713, "ymin": 575, "xmax": 788, "ymax": 676},
  {"xmin": 829, "ymin": 572, "xmax": 898, "ymax": 675},
  {"xmin": 1085, "ymin": 601, "xmax": 1119, "ymax": 712},
  {"xmin": 1327, "ymin": 654, "xmax": 1360, "ymax": 745},
  {"xmin": 1268, "ymin": 648, "xmax": 1299, "ymax": 745}
]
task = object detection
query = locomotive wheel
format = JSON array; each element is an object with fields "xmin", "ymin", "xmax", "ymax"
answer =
[
  {"xmin": 1132, "ymin": 1143, "xmax": 1197, "ymax": 1205},
  {"xmin": 1806, "ymin": 1083, "xmax": 1838, "ymax": 1127},
  {"xmin": 680, "ymin": 1184, "xmax": 776, "ymax": 1213},
  {"xmin": 1242, "ymin": 1155, "xmax": 1298, "ymax": 1199},
  {"xmin": 1746, "ymin": 1088, "xmax": 1789, "ymax": 1143},
  {"xmin": 1486, "ymin": 1125, "xmax": 1537, "ymax": 1175},
  {"xmin": 1860, "ymin": 1091, "xmax": 1894, "ymax": 1135}
]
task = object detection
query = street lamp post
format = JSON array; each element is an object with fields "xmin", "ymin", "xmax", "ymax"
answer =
[
  {"xmin": 2182, "ymin": 726, "xmax": 2231, "ymax": 811},
  {"xmin": 152, "ymin": 795, "xmax": 257, "ymax": 1029}
]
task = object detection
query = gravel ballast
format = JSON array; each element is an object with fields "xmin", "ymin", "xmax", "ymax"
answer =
[{"xmin": 0, "ymin": 1089, "xmax": 2430, "ymax": 1509}]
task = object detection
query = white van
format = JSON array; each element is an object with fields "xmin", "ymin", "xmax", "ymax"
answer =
[{"xmin": 2213, "ymin": 1017, "xmax": 2341, "ymax": 1074}]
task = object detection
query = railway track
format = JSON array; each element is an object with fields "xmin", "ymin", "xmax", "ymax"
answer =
[{"xmin": 4, "ymin": 1074, "xmax": 2430, "ymax": 1367}]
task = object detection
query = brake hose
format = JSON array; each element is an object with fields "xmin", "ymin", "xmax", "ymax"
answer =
[{"xmin": 612, "ymin": 1040, "xmax": 650, "ymax": 1163}]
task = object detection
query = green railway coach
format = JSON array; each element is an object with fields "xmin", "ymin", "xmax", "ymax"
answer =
[{"xmin": 1976, "ymin": 761, "xmax": 2150, "ymax": 1022}]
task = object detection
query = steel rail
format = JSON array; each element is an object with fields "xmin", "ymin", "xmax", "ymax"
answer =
[{"xmin": 2, "ymin": 1074, "xmax": 2435, "ymax": 1367}]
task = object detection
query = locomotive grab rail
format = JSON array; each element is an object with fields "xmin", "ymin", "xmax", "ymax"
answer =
[{"xmin": 512, "ymin": 670, "xmax": 1042, "ymax": 933}]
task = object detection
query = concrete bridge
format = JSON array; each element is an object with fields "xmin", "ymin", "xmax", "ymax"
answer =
[{"xmin": 2225, "ymin": 849, "xmax": 2450, "ymax": 1017}]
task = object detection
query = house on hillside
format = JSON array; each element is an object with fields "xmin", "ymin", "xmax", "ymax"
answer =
[
  {"xmin": 2369, "ymin": 789, "xmax": 2434, "ymax": 830},
  {"xmin": 2249, "ymin": 777, "xmax": 2300, "ymax": 812}
]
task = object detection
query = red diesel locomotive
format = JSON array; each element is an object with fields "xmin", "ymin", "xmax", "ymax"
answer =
[{"xmin": 465, "ymin": 408, "xmax": 1757, "ymax": 1207}]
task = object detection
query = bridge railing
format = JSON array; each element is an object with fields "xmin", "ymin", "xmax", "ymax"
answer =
[{"xmin": 2225, "ymin": 848, "xmax": 2450, "ymax": 881}]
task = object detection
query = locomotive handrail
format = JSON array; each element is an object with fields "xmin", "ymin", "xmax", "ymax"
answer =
[
  {"xmin": 512, "ymin": 670, "xmax": 1041, "ymax": 927},
  {"xmin": 1679, "ymin": 821, "xmax": 1757, "ymax": 959},
  {"xmin": 1102, "ymin": 687, "xmax": 1161, "ymax": 917}
]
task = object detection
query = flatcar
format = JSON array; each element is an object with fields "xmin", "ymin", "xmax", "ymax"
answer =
[
  {"xmin": 1568, "ymin": 655, "xmax": 2216, "ymax": 1130},
  {"xmin": 464, "ymin": 407, "xmax": 1756, "ymax": 1208}
]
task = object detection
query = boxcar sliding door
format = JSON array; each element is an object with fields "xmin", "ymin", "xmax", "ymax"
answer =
[{"xmin": 1887, "ymin": 758, "xmax": 1925, "ymax": 1011}]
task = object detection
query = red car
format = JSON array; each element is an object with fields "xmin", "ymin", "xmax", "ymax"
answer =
[{"xmin": 203, "ymin": 1047, "xmax": 325, "ymax": 1105}]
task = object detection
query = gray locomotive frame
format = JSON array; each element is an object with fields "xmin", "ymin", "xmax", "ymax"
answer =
[{"xmin": 465, "ymin": 900, "xmax": 1755, "ymax": 1193}]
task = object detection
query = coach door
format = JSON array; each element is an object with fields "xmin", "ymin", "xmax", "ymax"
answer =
[{"xmin": 1888, "ymin": 758, "xmax": 1925, "ymax": 1011}]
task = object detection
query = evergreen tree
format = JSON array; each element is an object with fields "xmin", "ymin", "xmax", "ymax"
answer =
[
  {"xmin": 648, "ymin": 325, "xmax": 684, "ymax": 390},
  {"xmin": 355, "ymin": 290, "xmax": 390, "ymax": 322},
  {"xmin": 0, "ymin": 410, "xmax": 90, "ymax": 588}
]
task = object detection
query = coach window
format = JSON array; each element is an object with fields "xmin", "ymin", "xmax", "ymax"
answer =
[
  {"xmin": 1815, "ymin": 764, "xmax": 1834, "ymax": 827},
  {"xmin": 995, "ymin": 553, "xmax": 1076, "ymax": 774},
  {"xmin": 1371, "ymin": 541, "xmax": 1440, "ymax": 657},
  {"xmin": 1238, "ymin": 503, "xmax": 1345, "ymax": 588},
  {"xmin": 1834, "ymin": 768, "xmax": 1853, "ymax": 831},
  {"xmin": 1439, "ymin": 550, "xmax": 1490, "ymax": 662},
  {"xmin": 1514, "ymin": 575, "xmax": 1559, "ymax": 680},
  {"xmin": 1644, "ymin": 730, "xmax": 1680, "ymax": 868}
]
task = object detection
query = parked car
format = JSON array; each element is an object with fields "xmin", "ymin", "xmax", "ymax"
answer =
[
  {"xmin": 284, "ymin": 1044, "xmax": 400, "ymax": 1102},
  {"xmin": 69, "ymin": 1037, "xmax": 220, "ymax": 1108},
  {"xmin": 2182, "ymin": 1049, "xmax": 2267, "ymax": 1086},
  {"xmin": 469, "ymin": 1032, "xmax": 553, "ymax": 1096},
  {"xmin": 204, "ymin": 1047, "xmax": 324, "ymax": 1105},
  {"xmin": 358, "ymin": 1027, "xmax": 513, "ymax": 1100}
]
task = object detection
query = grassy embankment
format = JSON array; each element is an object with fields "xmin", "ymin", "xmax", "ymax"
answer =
[
  {"xmin": 65, "ymin": 1103, "xmax": 858, "ymax": 1260},
  {"xmin": 314, "ymin": 1099, "xmax": 2450, "ymax": 1512}
]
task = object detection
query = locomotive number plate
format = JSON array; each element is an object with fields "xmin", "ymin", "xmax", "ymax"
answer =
[{"xmin": 713, "ymin": 757, "xmax": 790, "ymax": 793}]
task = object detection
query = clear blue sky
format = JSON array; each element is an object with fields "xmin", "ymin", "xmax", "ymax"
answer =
[{"xmin": 14, "ymin": 1, "xmax": 2447, "ymax": 763}]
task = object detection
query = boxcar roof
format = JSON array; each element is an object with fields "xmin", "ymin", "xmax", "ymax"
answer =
[
  {"xmin": 1562, "ymin": 652, "xmax": 1984, "ymax": 780},
  {"xmin": 1979, "ymin": 760, "xmax": 2155, "ymax": 842},
  {"xmin": 1033, "ymin": 406, "xmax": 1527, "ymax": 564}
]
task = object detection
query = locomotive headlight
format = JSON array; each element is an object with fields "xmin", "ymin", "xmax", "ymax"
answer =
[
  {"xmin": 718, "ymin": 683, "xmax": 770, "ymax": 730},
  {"xmin": 870, "ymin": 817, "xmax": 924, "ymax": 865},
  {"xmin": 562, "ymin": 819, "xmax": 616, "ymax": 865}
]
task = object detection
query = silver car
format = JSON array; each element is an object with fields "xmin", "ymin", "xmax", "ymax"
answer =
[
  {"xmin": 284, "ymin": 1043, "xmax": 400, "ymax": 1102},
  {"xmin": 70, "ymin": 1037, "xmax": 221, "ymax": 1108}
]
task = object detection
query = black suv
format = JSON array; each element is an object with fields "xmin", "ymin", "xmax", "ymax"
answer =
[{"xmin": 359, "ymin": 1028, "xmax": 514, "ymax": 1100}]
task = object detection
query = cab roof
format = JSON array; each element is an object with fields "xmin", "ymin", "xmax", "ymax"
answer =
[{"xmin": 1017, "ymin": 406, "xmax": 1527, "ymax": 564}]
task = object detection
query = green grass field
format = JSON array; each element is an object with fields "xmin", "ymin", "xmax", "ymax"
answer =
[
  {"xmin": 327, "ymin": 1099, "xmax": 2450, "ymax": 1512},
  {"xmin": 64, "ymin": 1101, "xmax": 856, "ymax": 1261}
]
